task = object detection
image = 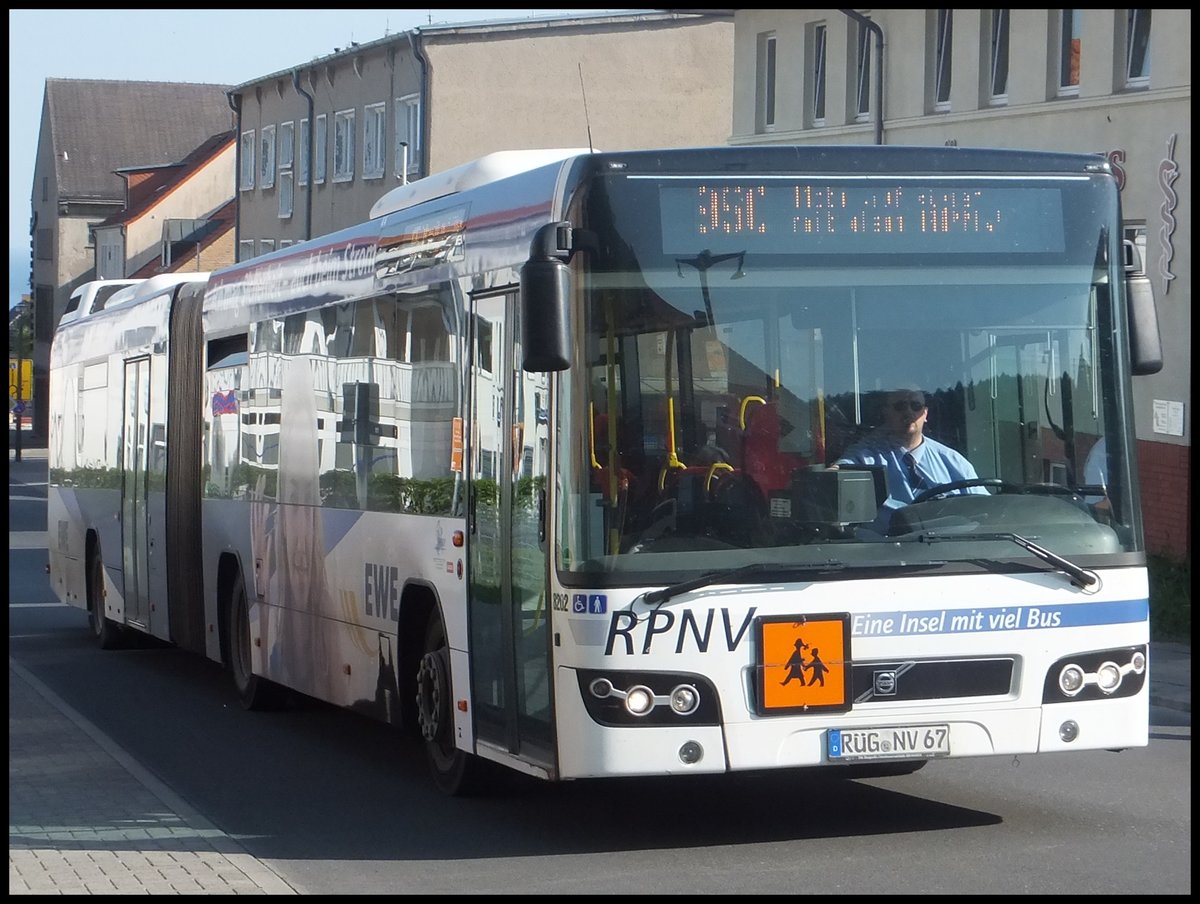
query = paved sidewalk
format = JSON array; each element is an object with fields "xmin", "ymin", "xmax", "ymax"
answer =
[{"xmin": 9, "ymin": 661, "xmax": 298, "ymax": 895}]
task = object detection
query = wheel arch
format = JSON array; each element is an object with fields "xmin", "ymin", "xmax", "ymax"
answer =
[
  {"xmin": 215, "ymin": 550, "xmax": 245, "ymax": 668},
  {"xmin": 397, "ymin": 580, "xmax": 440, "ymax": 732},
  {"xmin": 84, "ymin": 528, "xmax": 101, "ymax": 615}
]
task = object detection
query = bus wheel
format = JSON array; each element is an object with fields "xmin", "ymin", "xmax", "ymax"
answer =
[
  {"xmin": 415, "ymin": 615, "xmax": 484, "ymax": 795},
  {"xmin": 87, "ymin": 550, "xmax": 124, "ymax": 650},
  {"xmin": 227, "ymin": 579, "xmax": 283, "ymax": 711}
]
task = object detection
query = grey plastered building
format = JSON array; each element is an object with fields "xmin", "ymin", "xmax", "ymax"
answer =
[
  {"xmin": 227, "ymin": 10, "xmax": 734, "ymax": 254},
  {"xmin": 726, "ymin": 9, "xmax": 1190, "ymax": 560},
  {"xmin": 28, "ymin": 78, "xmax": 234, "ymax": 441}
]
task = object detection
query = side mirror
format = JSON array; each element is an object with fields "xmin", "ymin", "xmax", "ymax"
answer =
[
  {"xmin": 520, "ymin": 222, "xmax": 574, "ymax": 373},
  {"xmin": 1127, "ymin": 275, "xmax": 1162, "ymax": 375}
]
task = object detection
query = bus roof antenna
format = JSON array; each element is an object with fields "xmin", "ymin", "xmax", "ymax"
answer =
[{"xmin": 578, "ymin": 63, "xmax": 594, "ymax": 153}]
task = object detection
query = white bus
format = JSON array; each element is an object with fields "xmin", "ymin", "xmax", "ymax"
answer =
[{"xmin": 49, "ymin": 146, "xmax": 1163, "ymax": 795}]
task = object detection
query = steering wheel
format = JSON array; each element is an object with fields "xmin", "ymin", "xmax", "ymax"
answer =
[{"xmin": 912, "ymin": 477, "xmax": 1009, "ymax": 504}]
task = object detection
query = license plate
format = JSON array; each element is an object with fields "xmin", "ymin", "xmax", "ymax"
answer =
[{"xmin": 828, "ymin": 724, "xmax": 950, "ymax": 760}]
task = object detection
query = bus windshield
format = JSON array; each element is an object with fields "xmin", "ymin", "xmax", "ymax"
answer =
[{"xmin": 557, "ymin": 169, "xmax": 1140, "ymax": 580}]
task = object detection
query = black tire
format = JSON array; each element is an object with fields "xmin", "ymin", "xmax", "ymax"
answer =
[
  {"xmin": 415, "ymin": 615, "xmax": 486, "ymax": 795},
  {"xmin": 227, "ymin": 579, "xmax": 284, "ymax": 711},
  {"xmin": 87, "ymin": 550, "xmax": 124, "ymax": 650}
]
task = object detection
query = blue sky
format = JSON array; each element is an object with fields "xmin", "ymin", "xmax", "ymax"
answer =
[{"xmin": 7, "ymin": 8, "xmax": 609, "ymax": 308}]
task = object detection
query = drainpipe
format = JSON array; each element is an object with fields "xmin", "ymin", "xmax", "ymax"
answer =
[
  {"xmin": 292, "ymin": 69, "xmax": 315, "ymax": 240},
  {"xmin": 226, "ymin": 90, "xmax": 242, "ymax": 256},
  {"xmin": 839, "ymin": 10, "xmax": 885, "ymax": 145},
  {"xmin": 408, "ymin": 28, "xmax": 429, "ymax": 178}
]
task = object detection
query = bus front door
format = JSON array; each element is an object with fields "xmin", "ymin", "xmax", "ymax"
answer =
[
  {"xmin": 121, "ymin": 357, "xmax": 152, "ymax": 630},
  {"xmin": 468, "ymin": 291, "xmax": 555, "ymax": 772}
]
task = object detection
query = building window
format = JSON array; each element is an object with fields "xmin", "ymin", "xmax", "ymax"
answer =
[
  {"xmin": 1058, "ymin": 10, "xmax": 1082, "ymax": 96},
  {"xmin": 278, "ymin": 171, "xmax": 294, "ymax": 219},
  {"xmin": 240, "ymin": 130, "xmax": 256, "ymax": 191},
  {"xmin": 279, "ymin": 121, "xmax": 295, "ymax": 171},
  {"xmin": 934, "ymin": 9, "xmax": 953, "ymax": 111},
  {"xmin": 1124, "ymin": 9, "xmax": 1151, "ymax": 89},
  {"xmin": 989, "ymin": 9, "xmax": 1010, "ymax": 104},
  {"xmin": 278, "ymin": 121, "xmax": 295, "ymax": 219},
  {"xmin": 315, "ymin": 114, "xmax": 328, "ymax": 184},
  {"xmin": 853, "ymin": 18, "xmax": 872, "ymax": 121},
  {"xmin": 333, "ymin": 109, "xmax": 355, "ymax": 182},
  {"xmin": 755, "ymin": 32, "xmax": 777, "ymax": 133},
  {"xmin": 395, "ymin": 95, "xmax": 421, "ymax": 178},
  {"xmin": 811, "ymin": 23, "xmax": 827, "ymax": 126},
  {"xmin": 364, "ymin": 102, "xmax": 386, "ymax": 179},
  {"xmin": 238, "ymin": 239, "xmax": 255, "ymax": 262},
  {"xmin": 259, "ymin": 125, "xmax": 276, "ymax": 190},
  {"xmin": 299, "ymin": 118, "xmax": 310, "ymax": 186}
]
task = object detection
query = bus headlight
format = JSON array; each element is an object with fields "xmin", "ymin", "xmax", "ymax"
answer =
[
  {"xmin": 624, "ymin": 685, "xmax": 655, "ymax": 716},
  {"xmin": 1058, "ymin": 664, "xmax": 1085, "ymax": 696},
  {"xmin": 670, "ymin": 684, "xmax": 700, "ymax": 715},
  {"xmin": 1042, "ymin": 645, "xmax": 1148, "ymax": 703},
  {"xmin": 1096, "ymin": 661, "xmax": 1122, "ymax": 694},
  {"xmin": 577, "ymin": 669, "xmax": 720, "ymax": 726}
]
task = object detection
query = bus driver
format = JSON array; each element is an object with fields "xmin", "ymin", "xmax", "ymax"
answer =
[{"xmin": 831, "ymin": 387, "xmax": 988, "ymax": 532}]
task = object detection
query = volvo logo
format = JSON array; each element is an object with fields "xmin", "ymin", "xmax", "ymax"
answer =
[
  {"xmin": 873, "ymin": 669, "xmax": 898, "ymax": 696},
  {"xmin": 854, "ymin": 661, "xmax": 917, "ymax": 703}
]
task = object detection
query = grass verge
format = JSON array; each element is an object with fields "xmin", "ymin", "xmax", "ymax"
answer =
[{"xmin": 1148, "ymin": 554, "xmax": 1190, "ymax": 643}]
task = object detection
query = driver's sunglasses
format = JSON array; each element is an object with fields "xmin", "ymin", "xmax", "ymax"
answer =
[{"xmin": 891, "ymin": 399, "xmax": 927, "ymax": 413}]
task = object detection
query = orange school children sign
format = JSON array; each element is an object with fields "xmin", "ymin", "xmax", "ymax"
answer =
[{"xmin": 757, "ymin": 614, "xmax": 852, "ymax": 714}]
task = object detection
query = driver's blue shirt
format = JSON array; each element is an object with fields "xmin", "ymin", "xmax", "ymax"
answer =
[{"xmin": 835, "ymin": 434, "xmax": 987, "ymax": 532}]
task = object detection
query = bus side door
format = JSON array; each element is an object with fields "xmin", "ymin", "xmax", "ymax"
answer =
[
  {"xmin": 120, "ymin": 356, "xmax": 152, "ymax": 629},
  {"xmin": 468, "ymin": 290, "xmax": 555, "ymax": 770}
]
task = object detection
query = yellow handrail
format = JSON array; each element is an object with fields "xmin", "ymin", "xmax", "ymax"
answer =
[
  {"xmin": 705, "ymin": 461, "xmax": 734, "ymax": 493},
  {"xmin": 739, "ymin": 395, "xmax": 766, "ymax": 430}
]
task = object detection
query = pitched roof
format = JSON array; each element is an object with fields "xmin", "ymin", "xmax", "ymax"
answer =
[
  {"xmin": 99, "ymin": 129, "xmax": 236, "ymax": 228},
  {"xmin": 44, "ymin": 78, "xmax": 234, "ymax": 204}
]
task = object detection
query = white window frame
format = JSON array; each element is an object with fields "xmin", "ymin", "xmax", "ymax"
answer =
[
  {"xmin": 239, "ymin": 130, "xmax": 256, "ymax": 191},
  {"xmin": 395, "ymin": 94, "xmax": 421, "ymax": 178},
  {"xmin": 278, "ymin": 121, "xmax": 295, "ymax": 170},
  {"xmin": 363, "ymin": 102, "xmax": 386, "ymax": 179},
  {"xmin": 333, "ymin": 109, "xmax": 355, "ymax": 182},
  {"xmin": 259, "ymin": 239, "xmax": 275, "ymax": 256},
  {"xmin": 934, "ymin": 9, "xmax": 953, "ymax": 111},
  {"xmin": 811, "ymin": 23, "xmax": 827, "ymax": 127},
  {"xmin": 278, "ymin": 121, "xmax": 295, "ymax": 219},
  {"xmin": 315, "ymin": 114, "xmax": 328, "ymax": 185},
  {"xmin": 989, "ymin": 9, "xmax": 1010, "ymax": 105},
  {"xmin": 853, "ymin": 19, "xmax": 872, "ymax": 122},
  {"xmin": 259, "ymin": 124, "xmax": 276, "ymax": 190},
  {"xmin": 314, "ymin": 114, "xmax": 328, "ymax": 184},
  {"xmin": 1124, "ymin": 9, "xmax": 1151, "ymax": 89},
  {"xmin": 1057, "ymin": 9, "xmax": 1081, "ymax": 97},
  {"xmin": 278, "ymin": 170, "xmax": 294, "ymax": 219},
  {"xmin": 299, "ymin": 118, "xmax": 311, "ymax": 186},
  {"xmin": 755, "ymin": 32, "xmax": 777, "ymax": 133},
  {"xmin": 238, "ymin": 239, "xmax": 255, "ymax": 261}
]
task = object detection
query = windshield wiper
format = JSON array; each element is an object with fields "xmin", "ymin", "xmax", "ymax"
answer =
[
  {"xmin": 916, "ymin": 531, "xmax": 1098, "ymax": 589},
  {"xmin": 643, "ymin": 561, "xmax": 845, "ymax": 606}
]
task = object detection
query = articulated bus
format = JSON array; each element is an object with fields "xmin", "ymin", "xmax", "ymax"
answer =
[{"xmin": 48, "ymin": 145, "xmax": 1163, "ymax": 794}]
